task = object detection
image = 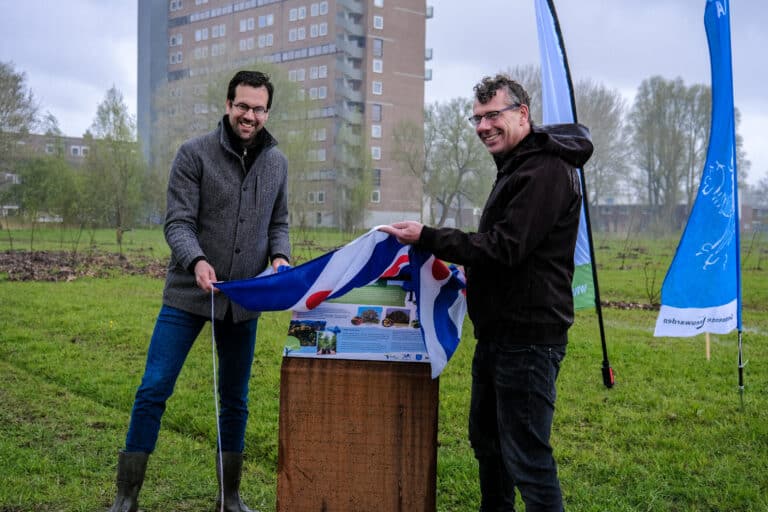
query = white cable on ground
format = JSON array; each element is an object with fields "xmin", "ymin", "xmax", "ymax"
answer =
[{"xmin": 211, "ymin": 289, "xmax": 225, "ymax": 512}]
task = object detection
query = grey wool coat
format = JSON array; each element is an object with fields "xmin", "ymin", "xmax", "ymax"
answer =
[{"xmin": 162, "ymin": 119, "xmax": 290, "ymax": 322}]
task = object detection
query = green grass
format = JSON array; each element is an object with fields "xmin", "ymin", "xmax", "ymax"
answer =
[{"xmin": 1, "ymin": 228, "xmax": 767, "ymax": 510}]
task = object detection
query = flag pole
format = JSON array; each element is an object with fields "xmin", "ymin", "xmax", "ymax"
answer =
[{"xmin": 544, "ymin": 0, "xmax": 614, "ymax": 388}]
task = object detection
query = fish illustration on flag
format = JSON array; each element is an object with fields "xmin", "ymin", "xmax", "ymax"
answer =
[{"xmin": 215, "ymin": 229, "xmax": 466, "ymax": 378}]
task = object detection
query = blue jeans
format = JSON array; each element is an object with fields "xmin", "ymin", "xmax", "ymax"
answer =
[
  {"xmin": 469, "ymin": 340, "xmax": 566, "ymax": 512},
  {"xmin": 125, "ymin": 305, "xmax": 258, "ymax": 453}
]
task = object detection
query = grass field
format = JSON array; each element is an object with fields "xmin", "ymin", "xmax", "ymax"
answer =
[{"xmin": 1, "ymin": 227, "xmax": 767, "ymax": 511}]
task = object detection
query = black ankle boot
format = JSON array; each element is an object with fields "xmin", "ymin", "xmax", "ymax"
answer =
[
  {"xmin": 108, "ymin": 451, "xmax": 149, "ymax": 512},
  {"xmin": 215, "ymin": 451, "xmax": 256, "ymax": 512}
]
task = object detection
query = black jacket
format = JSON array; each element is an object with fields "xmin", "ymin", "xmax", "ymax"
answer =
[{"xmin": 419, "ymin": 123, "xmax": 593, "ymax": 343}]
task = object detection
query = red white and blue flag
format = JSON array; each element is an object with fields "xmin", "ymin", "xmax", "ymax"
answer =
[{"xmin": 215, "ymin": 229, "xmax": 467, "ymax": 378}]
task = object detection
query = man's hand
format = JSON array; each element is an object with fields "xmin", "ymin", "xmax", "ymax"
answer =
[
  {"xmin": 378, "ymin": 221, "xmax": 424, "ymax": 245},
  {"xmin": 272, "ymin": 257, "xmax": 290, "ymax": 272},
  {"xmin": 194, "ymin": 259, "xmax": 218, "ymax": 293}
]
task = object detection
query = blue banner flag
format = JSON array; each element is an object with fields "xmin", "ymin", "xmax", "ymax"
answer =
[
  {"xmin": 654, "ymin": 0, "xmax": 741, "ymax": 337},
  {"xmin": 534, "ymin": 0, "xmax": 595, "ymax": 309}
]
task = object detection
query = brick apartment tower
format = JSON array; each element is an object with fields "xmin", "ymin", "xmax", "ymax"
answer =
[{"xmin": 138, "ymin": 0, "xmax": 432, "ymax": 228}]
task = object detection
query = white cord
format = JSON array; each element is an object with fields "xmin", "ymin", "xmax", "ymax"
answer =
[{"xmin": 211, "ymin": 289, "xmax": 225, "ymax": 512}]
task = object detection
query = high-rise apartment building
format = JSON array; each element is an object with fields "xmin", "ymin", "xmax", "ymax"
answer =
[{"xmin": 137, "ymin": 0, "xmax": 432, "ymax": 228}]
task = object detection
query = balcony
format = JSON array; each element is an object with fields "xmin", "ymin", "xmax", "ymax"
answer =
[
  {"xmin": 336, "ymin": 80, "xmax": 363, "ymax": 103},
  {"xmin": 337, "ymin": 0, "xmax": 363, "ymax": 15},
  {"xmin": 336, "ymin": 57, "xmax": 363, "ymax": 80},
  {"xmin": 335, "ymin": 103, "xmax": 363, "ymax": 125},
  {"xmin": 336, "ymin": 36, "xmax": 364, "ymax": 59},
  {"xmin": 425, "ymin": 48, "xmax": 433, "ymax": 61},
  {"xmin": 336, "ymin": 12, "xmax": 364, "ymax": 37}
]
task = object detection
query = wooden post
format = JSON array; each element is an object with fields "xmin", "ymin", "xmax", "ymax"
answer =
[
  {"xmin": 276, "ymin": 357, "xmax": 439, "ymax": 512},
  {"xmin": 705, "ymin": 332, "xmax": 711, "ymax": 361}
]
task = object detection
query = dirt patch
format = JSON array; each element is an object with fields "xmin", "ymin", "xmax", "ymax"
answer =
[{"xmin": 0, "ymin": 250, "xmax": 166, "ymax": 282}]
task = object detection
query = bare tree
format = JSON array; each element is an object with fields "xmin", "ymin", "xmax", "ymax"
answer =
[
  {"xmin": 0, "ymin": 61, "xmax": 39, "ymax": 173},
  {"xmin": 85, "ymin": 86, "xmax": 146, "ymax": 252},
  {"xmin": 574, "ymin": 79, "xmax": 631, "ymax": 207},
  {"xmin": 628, "ymin": 76, "xmax": 692, "ymax": 230}
]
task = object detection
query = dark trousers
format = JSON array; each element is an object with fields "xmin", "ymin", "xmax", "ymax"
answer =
[
  {"xmin": 469, "ymin": 340, "xmax": 566, "ymax": 512},
  {"xmin": 125, "ymin": 305, "xmax": 258, "ymax": 453}
]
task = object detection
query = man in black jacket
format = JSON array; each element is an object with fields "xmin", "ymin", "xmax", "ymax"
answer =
[{"xmin": 380, "ymin": 74, "xmax": 593, "ymax": 511}]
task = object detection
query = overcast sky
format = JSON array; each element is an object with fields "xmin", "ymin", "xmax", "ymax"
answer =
[{"xmin": 1, "ymin": 0, "xmax": 765, "ymax": 184}]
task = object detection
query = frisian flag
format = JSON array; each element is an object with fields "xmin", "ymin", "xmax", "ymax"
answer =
[
  {"xmin": 535, "ymin": 0, "xmax": 614, "ymax": 387},
  {"xmin": 215, "ymin": 229, "xmax": 467, "ymax": 378},
  {"xmin": 654, "ymin": 0, "xmax": 741, "ymax": 340}
]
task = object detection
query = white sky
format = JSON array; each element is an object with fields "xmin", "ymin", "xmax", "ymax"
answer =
[{"xmin": 0, "ymin": 0, "xmax": 765, "ymax": 184}]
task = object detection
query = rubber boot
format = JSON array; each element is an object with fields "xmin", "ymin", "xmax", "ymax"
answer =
[
  {"xmin": 108, "ymin": 451, "xmax": 149, "ymax": 512},
  {"xmin": 215, "ymin": 452, "xmax": 256, "ymax": 512}
]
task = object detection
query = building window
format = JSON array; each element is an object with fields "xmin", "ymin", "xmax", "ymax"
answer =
[
  {"xmin": 195, "ymin": 28, "xmax": 209, "ymax": 41},
  {"xmin": 310, "ymin": 24, "xmax": 319, "ymax": 38},
  {"xmin": 319, "ymin": 22, "xmax": 327, "ymax": 36},
  {"xmin": 170, "ymin": 0, "xmax": 183, "ymax": 12},
  {"xmin": 298, "ymin": 6, "xmax": 307, "ymax": 19},
  {"xmin": 308, "ymin": 191, "xmax": 316, "ymax": 203},
  {"xmin": 372, "ymin": 38, "xmax": 383, "ymax": 57},
  {"xmin": 371, "ymin": 124, "xmax": 382, "ymax": 138},
  {"xmin": 372, "ymin": 59, "xmax": 383, "ymax": 73},
  {"xmin": 319, "ymin": 65, "xmax": 327, "ymax": 78},
  {"xmin": 374, "ymin": 0, "xmax": 384, "ymax": 6},
  {"xmin": 372, "ymin": 168, "xmax": 381, "ymax": 187},
  {"xmin": 311, "ymin": 3, "xmax": 319, "ymax": 16},
  {"xmin": 319, "ymin": 1, "xmax": 328, "ymax": 15},
  {"xmin": 289, "ymin": 28, "xmax": 297, "ymax": 42},
  {"xmin": 316, "ymin": 191, "xmax": 325, "ymax": 203},
  {"xmin": 373, "ymin": 15, "xmax": 383, "ymax": 29},
  {"xmin": 289, "ymin": 8, "xmax": 298, "ymax": 21},
  {"xmin": 81, "ymin": 147, "xmax": 89, "ymax": 157},
  {"xmin": 371, "ymin": 146, "xmax": 381, "ymax": 160},
  {"xmin": 372, "ymin": 81, "xmax": 383, "ymax": 95},
  {"xmin": 45, "ymin": 143, "xmax": 55, "ymax": 154},
  {"xmin": 170, "ymin": 33, "xmax": 183, "ymax": 46},
  {"xmin": 212, "ymin": 24, "xmax": 226, "ymax": 38},
  {"xmin": 259, "ymin": 14, "xmax": 274, "ymax": 27},
  {"xmin": 316, "ymin": 212, "xmax": 322, "ymax": 225},
  {"xmin": 312, "ymin": 128, "xmax": 327, "ymax": 141},
  {"xmin": 371, "ymin": 190, "xmax": 381, "ymax": 203},
  {"xmin": 371, "ymin": 103, "xmax": 382, "ymax": 122},
  {"xmin": 297, "ymin": 26, "xmax": 306, "ymax": 40},
  {"xmin": 71, "ymin": 146, "xmax": 80, "ymax": 157}
]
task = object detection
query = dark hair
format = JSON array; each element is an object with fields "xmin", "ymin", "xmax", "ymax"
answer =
[
  {"xmin": 473, "ymin": 73, "xmax": 532, "ymax": 117},
  {"xmin": 227, "ymin": 70, "xmax": 274, "ymax": 110}
]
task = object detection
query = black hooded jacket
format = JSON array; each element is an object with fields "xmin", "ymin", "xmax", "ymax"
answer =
[{"xmin": 418, "ymin": 123, "xmax": 594, "ymax": 343}]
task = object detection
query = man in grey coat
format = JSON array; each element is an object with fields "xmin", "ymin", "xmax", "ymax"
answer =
[{"xmin": 108, "ymin": 70, "xmax": 290, "ymax": 512}]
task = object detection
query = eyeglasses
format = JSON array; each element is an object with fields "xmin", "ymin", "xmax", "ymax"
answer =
[
  {"xmin": 232, "ymin": 102, "xmax": 269, "ymax": 116},
  {"xmin": 468, "ymin": 104, "xmax": 520, "ymax": 127}
]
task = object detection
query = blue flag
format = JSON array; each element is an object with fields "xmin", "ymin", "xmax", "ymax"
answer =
[
  {"xmin": 534, "ymin": 0, "xmax": 595, "ymax": 309},
  {"xmin": 654, "ymin": 0, "xmax": 741, "ymax": 337}
]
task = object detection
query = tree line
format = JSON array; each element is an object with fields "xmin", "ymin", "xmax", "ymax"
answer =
[
  {"xmin": 393, "ymin": 65, "xmax": 764, "ymax": 232},
  {"xmin": 2, "ymin": 60, "xmax": 766, "ymax": 242}
]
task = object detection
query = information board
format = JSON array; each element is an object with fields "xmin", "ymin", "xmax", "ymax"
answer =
[{"xmin": 283, "ymin": 279, "xmax": 430, "ymax": 364}]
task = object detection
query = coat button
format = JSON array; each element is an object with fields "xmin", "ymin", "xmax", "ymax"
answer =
[{"xmin": 235, "ymin": 248, "xmax": 241, "ymax": 254}]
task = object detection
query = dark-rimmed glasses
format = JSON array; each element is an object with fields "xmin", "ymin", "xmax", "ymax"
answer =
[
  {"xmin": 232, "ymin": 102, "xmax": 269, "ymax": 116},
  {"xmin": 468, "ymin": 104, "xmax": 520, "ymax": 127}
]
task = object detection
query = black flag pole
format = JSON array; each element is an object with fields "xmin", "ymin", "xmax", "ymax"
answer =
[{"xmin": 545, "ymin": 0, "xmax": 614, "ymax": 388}]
